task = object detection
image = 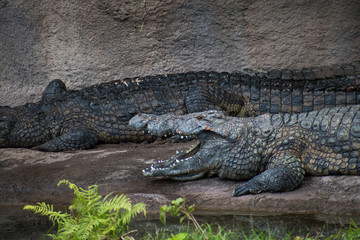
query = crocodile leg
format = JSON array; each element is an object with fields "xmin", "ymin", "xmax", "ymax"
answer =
[
  {"xmin": 184, "ymin": 86, "xmax": 245, "ymax": 116},
  {"xmin": 32, "ymin": 126, "xmax": 98, "ymax": 152},
  {"xmin": 233, "ymin": 152, "xmax": 305, "ymax": 196}
]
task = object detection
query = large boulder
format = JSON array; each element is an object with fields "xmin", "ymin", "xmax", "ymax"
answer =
[{"xmin": 1, "ymin": 141, "xmax": 359, "ymax": 216}]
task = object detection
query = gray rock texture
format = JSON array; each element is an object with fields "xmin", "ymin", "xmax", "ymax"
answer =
[{"xmin": 1, "ymin": 0, "xmax": 359, "ymax": 106}]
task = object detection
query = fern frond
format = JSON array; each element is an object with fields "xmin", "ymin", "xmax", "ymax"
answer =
[
  {"xmin": 24, "ymin": 202, "xmax": 69, "ymax": 224},
  {"xmin": 57, "ymin": 221, "xmax": 80, "ymax": 239},
  {"xmin": 64, "ymin": 182, "xmax": 102, "ymax": 215},
  {"xmin": 58, "ymin": 179, "xmax": 80, "ymax": 195},
  {"xmin": 46, "ymin": 233, "xmax": 58, "ymax": 239},
  {"xmin": 25, "ymin": 180, "xmax": 145, "ymax": 239},
  {"xmin": 77, "ymin": 216, "xmax": 98, "ymax": 239},
  {"xmin": 81, "ymin": 185, "xmax": 99, "ymax": 202},
  {"xmin": 132, "ymin": 202, "xmax": 147, "ymax": 217},
  {"xmin": 101, "ymin": 191, "xmax": 114, "ymax": 203},
  {"xmin": 86, "ymin": 194, "xmax": 102, "ymax": 209},
  {"xmin": 119, "ymin": 202, "xmax": 147, "ymax": 226},
  {"xmin": 101, "ymin": 194, "xmax": 132, "ymax": 213}
]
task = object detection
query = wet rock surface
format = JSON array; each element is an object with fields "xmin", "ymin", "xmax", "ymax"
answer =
[{"xmin": 0, "ymin": 140, "xmax": 359, "ymax": 216}]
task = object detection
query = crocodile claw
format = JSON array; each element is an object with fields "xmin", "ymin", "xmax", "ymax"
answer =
[
  {"xmin": 232, "ymin": 186, "xmax": 249, "ymax": 197},
  {"xmin": 232, "ymin": 183, "xmax": 259, "ymax": 197}
]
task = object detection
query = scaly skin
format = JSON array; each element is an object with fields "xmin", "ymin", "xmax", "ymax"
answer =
[
  {"xmin": 1, "ymin": 62, "xmax": 360, "ymax": 151},
  {"xmin": 129, "ymin": 105, "xmax": 360, "ymax": 196}
]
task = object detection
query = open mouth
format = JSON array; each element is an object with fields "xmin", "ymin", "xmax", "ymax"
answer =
[
  {"xmin": 174, "ymin": 138, "xmax": 201, "ymax": 160},
  {"xmin": 142, "ymin": 136, "xmax": 206, "ymax": 180},
  {"xmin": 130, "ymin": 111, "xmax": 234, "ymax": 181}
]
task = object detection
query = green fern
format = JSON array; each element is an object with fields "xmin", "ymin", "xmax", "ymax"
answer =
[
  {"xmin": 24, "ymin": 179, "xmax": 146, "ymax": 240},
  {"xmin": 23, "ymin": 202, "xmax": 70, "ymax": 225}
]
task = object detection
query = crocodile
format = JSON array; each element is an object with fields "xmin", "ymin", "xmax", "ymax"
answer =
[
  {"xmin": 0, "ymin": 63, "xmax": 360, "ymax": 151},
  {"xmin": 129, "ymin": 105, "xmax": 360, "ymax": 196}
]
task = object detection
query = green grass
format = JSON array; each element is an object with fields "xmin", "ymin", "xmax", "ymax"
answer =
[
  {"xmin": 141, "ymin": 223, "xmax": 238, "ymax": 240},
  {"xmin": 325, "ymin": 219, "xmax": 360, "ymax": 240},
  {"xmin": 140, "ymin": 223, "xmax": 360, "ymax": 240}
]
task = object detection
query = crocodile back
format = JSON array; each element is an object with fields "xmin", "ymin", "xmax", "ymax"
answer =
[
  {"xmin": 56, "ymin": 62, "xmax": 360, "ymax": 118},
  {"xmin": 46, "ymin": 65, "xmax": 360, "ymax": 143},
  {"xmin": 279, "ymin": 105, "xmax": 360, "ymax": 175},
  {"xmin": 42, "ymin": 62, "xmax": 360, "ymax": 119},
  {"xmin": 233, "ymin": 63, "xmax": 360, "ymax": 116},
  {"xmin": 4, "ymin": 63, "xmax": 360, "ymax": 147}
]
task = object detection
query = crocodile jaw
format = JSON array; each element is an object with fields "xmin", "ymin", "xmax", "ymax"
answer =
[
  {"xmin": 142, "ymin": 130, "xmax": 232, "ymax": 180},
  {"xmin": 142, "ymin": 139, "xmax": 209, "ymax": 180},
  {"xmin": 130, "ymin": 111, "xmax": 236, "ymax": 180}
]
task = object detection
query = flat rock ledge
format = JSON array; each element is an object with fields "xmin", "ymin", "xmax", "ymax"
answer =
[{"xmin": 1, "ymin": 141, "xmax": 360, "ymax": 217}]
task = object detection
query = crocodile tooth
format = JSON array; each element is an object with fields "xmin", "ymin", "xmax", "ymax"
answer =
[
  {"xmin": 176, "ymin": 159, "xmax": 180, "ymax": 163},
  {"xmin": 176, "ymin": 150, "xmax": 179, "ymax": 154},
  {"xmin": 164, "ymin": 134, "xmax": 167, "ymax": 137},
  {"xmin": 181, "ymin": 136, "xmax": 184, "ymax": 139},
  {"xmin": 151, "ymin": 166, "xmax": 155, "ymax": 171}
]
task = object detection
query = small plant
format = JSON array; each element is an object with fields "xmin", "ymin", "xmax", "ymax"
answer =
[
  {"xmin": 166, "ymin": 232, "xmax": 188, "ymax": 240},
  {"xmin": 24, "ymin": 180, "xmax": 146, "ymax": 240},
  {"xmin": 23, "ymin": 181, "xmax": 360, "ymax": 240},
  {"xmin": 159, "ymin": 197, "xmax": 237, "ymax": 240},
  {"xmin": 160, "ymin": 197, "xmax": 203, "ymax": 234}
]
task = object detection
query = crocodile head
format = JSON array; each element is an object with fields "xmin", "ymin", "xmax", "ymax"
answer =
[
  {"xmin": 129, "ymin": 111, "xmax": 243, "ymax": 180},
  {"xmin": 0, "ymin": 105, "xmax": 53, "ymax": 148},
  {"xmin": 0, "ymin": 107, "xmax": 16, "ymax": 147}
]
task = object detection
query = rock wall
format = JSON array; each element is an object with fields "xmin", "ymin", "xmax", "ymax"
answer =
[{"xmin": 0, "ymin": 0, "xmax": 359, "ymax": 106}]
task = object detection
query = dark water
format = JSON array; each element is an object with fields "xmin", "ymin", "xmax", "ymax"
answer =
[
  {"xmin": 1, "ymin": 206, "xmax": 359, "ymax": 239},
  {"xmin": 0, "ymin": 207, "xmax": 53, "ymax": 240}
]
